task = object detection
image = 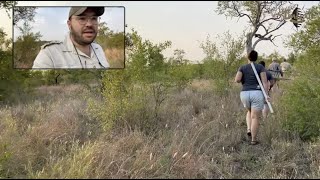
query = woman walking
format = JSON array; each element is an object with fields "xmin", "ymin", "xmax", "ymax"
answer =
[{"xmin": 234, "ymin": 50, "xmax": 269, "ymax": 145}]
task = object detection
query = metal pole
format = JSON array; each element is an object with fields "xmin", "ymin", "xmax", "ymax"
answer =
[{"xmin": 250, "ymin": 62, "xmax": 274, "ymax": 113}]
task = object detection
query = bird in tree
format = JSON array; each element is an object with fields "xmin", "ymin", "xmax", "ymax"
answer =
[{"xmin": 290, "ymin": 6, "xmax": 305, "ymax": 29}]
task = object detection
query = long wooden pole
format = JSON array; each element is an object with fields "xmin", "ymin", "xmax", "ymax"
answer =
[{"xmin": 250, "ymin": 62, "xmax": 274, "ymax": 113}]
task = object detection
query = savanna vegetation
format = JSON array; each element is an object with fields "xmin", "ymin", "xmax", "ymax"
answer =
[{"xmin": 0, "ymin": 1, "xmax": 319, "ymax": 179}]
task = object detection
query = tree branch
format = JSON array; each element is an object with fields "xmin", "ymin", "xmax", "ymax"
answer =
[
  {"xmin": 264, "ymin": 20, "xmax": 286, "ymax": 36},
  {"xmin": 271, "ymin": 34, "xmax": 282, "ymax": 41},
  {"xmin": 259, "ymin": 16, "xmax": 283, "ymax": 25},
  {"xmin": 260, "ymin": 24, "xmax": 268, "ymax": 34},
  {"xmin": 253, "ymin": 33, "xmax": 282, "ymax": 49},
  {"xmin": 270, "ymin": 34, "xmax": 281, "ymax": 47},
  {"xmin": 270, "ymin": 39, "xmax": 278, "ymax": 47},
  {"xmin": 252, "ymin": 38, "xmax": 262, "ymax": 49},
  {"xmin": 253, "ymin": 34, "xmax": 273, "ymax": 48},
  {"xmin": 255, "ymin": 1, "xmax": 262, "ymax": 26},
  {"xmin": 231, "ymin": 1, "xmax": 254, "ymax": 25},
  {"xmin": 253, "ymin": 20, "xmax": 286, "ymax": 48},
  {"xmin": 250, "ymin": 2, "xmax": 264, "ymax": 42}
]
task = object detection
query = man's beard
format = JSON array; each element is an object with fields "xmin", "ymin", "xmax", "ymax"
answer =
[{"xmin": 70, "ymin": 25, "xmax": 97, "ymax": 46}]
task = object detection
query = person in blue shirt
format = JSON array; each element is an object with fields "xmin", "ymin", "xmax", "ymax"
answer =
[
  {"xmin": 259, "ymin": 60, "xmax": 275, "ymax": 119},
  {"xmin": 234, "ymin": 50, "xmax": 270, "ymax": 145}
]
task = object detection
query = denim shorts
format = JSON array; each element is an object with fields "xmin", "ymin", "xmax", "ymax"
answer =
[{"xmin": 240, "ymin": 90, "xmax": 264, "ymax": 110}]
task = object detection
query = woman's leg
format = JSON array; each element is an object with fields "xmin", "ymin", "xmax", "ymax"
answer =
[
  {"xmin": 240, "ymin": 91, "xmax": 253, "ymax": 136},
  {"xmin": 249, "ymin": 90, "xmax": 264, "ymax": 143},
  {"xmin": 251, "ymin": 108, "xmax": 262, "ymax": 142},
  {"xmin": 246, "ymin": 110, "xmax": 251, "ymax": 135}
]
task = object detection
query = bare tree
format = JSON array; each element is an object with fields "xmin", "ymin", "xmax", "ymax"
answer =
[
  {"xmin": 216, "ymin": 1, "xmax": 296, "ymax": 54},
  {"xmin": 0, "ymin": 1, "xmax": 37, "ymax": 26},
  {"xmin": 0, "ymin": 1, "xmax": 16, "ymax": 17},
  {"xmin": 13, "ymin": 6, "xmax": 37, "ymax": 26}
]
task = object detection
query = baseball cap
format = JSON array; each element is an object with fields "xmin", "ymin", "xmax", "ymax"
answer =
[{"xmin": 69, "ymin": 7, "xmax": 105, "ymax": 19}]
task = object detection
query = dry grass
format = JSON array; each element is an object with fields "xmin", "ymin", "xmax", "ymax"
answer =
[
  {"xmin": 105, "ymin": 48, "xmax": 125, "ymax": 69},
  {"xmin": 0, "ymin": 81, "xmax": 319, "ymax": 178},
  {"xmin": 190, "ymin": 79, "xmax": 212, "ymax": 91}
]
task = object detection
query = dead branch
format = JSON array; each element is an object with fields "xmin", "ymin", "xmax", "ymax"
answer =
[
  {"xmin": 253, "ymin": 33, "xmax": 282, "ymax": 49},
  {"xmin": 260, "ymin": 24, "xmax": 268, "ymax": 33},
  {"xmin": 265, "ymin": 20, "xmax": 286, "ymax": 36},
  {"xmin": 231, "ymin": 1, "xmax": 254, "ymax": 25}
]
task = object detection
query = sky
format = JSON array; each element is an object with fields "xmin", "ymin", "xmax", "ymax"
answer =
[{"xmin": 1, "ymin": 1, "xmax": 319, "ymax": 63}]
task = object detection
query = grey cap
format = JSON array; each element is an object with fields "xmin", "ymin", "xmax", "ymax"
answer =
[{"xmin": 69, "ymin": 7, "xmax": 104, "ymax": 18}]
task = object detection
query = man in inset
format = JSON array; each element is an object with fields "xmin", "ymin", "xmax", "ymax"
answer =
[{"xmin": 32, "ymin": 7, "xmax": 110, "ymax": 69}]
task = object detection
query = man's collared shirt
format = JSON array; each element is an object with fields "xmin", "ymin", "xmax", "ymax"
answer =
[{"xmin": 32, "ymin": 34, "xmax": 110, "ymax": 69}]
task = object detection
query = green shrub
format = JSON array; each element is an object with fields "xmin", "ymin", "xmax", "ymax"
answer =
[
  {"xmin": 279, "ymin": 41, "xmax": 320, "ymax": 141},
  {"xmin": 280, "ymin": 77, "xmax": 320, "ymax": 141}
]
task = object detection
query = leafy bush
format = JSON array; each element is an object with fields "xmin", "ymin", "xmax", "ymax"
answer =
[
  {"xmin": 280, "ymin": 77, "xmax": 320, "ymax": 141},
  {"xmin": 279, "ymin": 50, "xmax": 320, "ymax": 141},
  {"xmin": 280, "ymin": 4, "xmax": 320, "ymax": 141}
]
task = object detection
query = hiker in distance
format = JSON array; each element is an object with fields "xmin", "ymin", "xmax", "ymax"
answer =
[
  {"xmin": 259, "ymin": 60, "xmax": 275, "ymax": 120},
  {"xmin": 280, "ymin": 58, "xmax": 293, "ymax": 78},
  {"xmin": 268, "ymin": 58, "xmax": 283, "ymax": 91},
  {"xmin": 234, "ymin": 50, "xmax": 270, "ymax": 145}
]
